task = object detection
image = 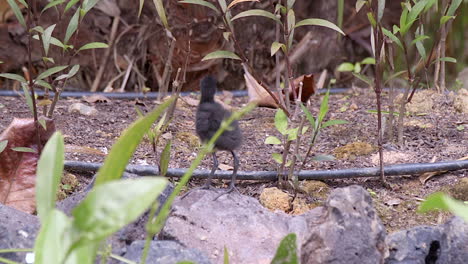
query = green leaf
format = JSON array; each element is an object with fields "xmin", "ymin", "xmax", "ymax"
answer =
[
  {"xmin": 295, "ymin": 18, "xmax": 345, "ymax": 35},
  {"xmin": 36, "ymin": 65, "xmax": 68, "ymax": 80},
  {"xmin": 353, "ymin": 62, "xmax": 361, "ymax": 73},
  {"xmin": 231, "ymin": 9, "xmax": 282, "ymax": 24},
  {"xmin": 352, "ymin": 72, "xmax": 373, "ymax": 86},
  {"xmin": 36, "ymin": 132, "xmax": 64, "ymax": 223},
  {"xmin": 42, "ymin": 24, "xmax": 57, "ymax": 56},
  {"xmin": 272, "ymin": 153, "xmax": 283, "ymax": 164},
  {"xmin": 437, "ymin": 57, "xmax": 457, "ymax": 63},
  {"xmin": 377, "ymin": 0, "xmax": 385, "ymax": 22},
  {"xmin": 317, "ymin": 90, "xmax": 330, "ymax": 124},
  {"xmin": 399, "ymin": 5, "xmax": 408, "ymax": 33},
  {"xmin": 337, "ymin": 62, "xmax": 354, "ymax": 72},
  {"xmin": 287, "ymin": 127, "xmax": 299, "ymax": 141},
  {"xmin": 0, "ymin": 140, "xmax": 8, "ymax": 154},
  {"xmin": 64, "ymin": 0, "xmax": 79, "ymax": 13},
  {"xmin": 6, "ymin": 0, "xmax": 26, "ymax": 27},
  {"xmin": 179, "ymin": 0, "xmax": 220, "ymax": 14},
  {"xmin": 12, "ymin": 147, "xmax": 37, "ymax": 153},
  {"xmin": 322, "ymin": 119, "xmax": 348, "ymax": 128},
  {"xmin": 265, "ymin": 136, "xmax": 282, "ymax": 145},
  {"xmin": 361, "ymin": 57, "xmax": 375, "ymax": 64},
  {"xmin": 274, "ymin": 109, "xmax": 288, "ymax": 135},
  {"xmin": 21, "ymin": 83, "xmax": 34, "ymax": 114},
  {"xmin": 42, "ymin": 57, "xmax": 55, "ymax": 64},
  {"xmin": 271, "ymin": 233, "xmax": 298, "ymax": 264},
  {"xmin": 72, "ymin": 178, "xmax": 168, "ymax": 246},
  {"xmin": 287, "ymin": 9, "xmax": 295, "ymax": 32},
  {"xmin": 224, "ymin": 246, "xmax": 229, "ymax": 264},
  {"xmin": 202, "ymin": 50, "xmax": 241, "ymax": 61},
  {"xmin": 440, "ymin": 15, "xmax": 455, "ymax": 26},
  {"xmin": 384, "ymin": 70, "xmax": 406, "ymax": 85},
  {"xmin": 415, "ymin": 40, "xmax": 426, "ymax": 59},
  {"xmin": 217, "ymin": 0, "xmax": 227, "ymax": 13},
  {"xmin": 38, "ymin": 119, "xmax": 47, "ymax": 130},
  {"xmin": 446, "ymin": 0, "xmax": 462, "ymax": 17},
  {"xmin": 402, "ymin": 0, "xmax": 426, "ymax": 35},
  {"xmin": 355, "ymin": 0, "xmax": 367, "ymax": 12},
  {"xmin": 411, "ymin": 34, "xmax": 429, "ymax": 46},
  {"xmin": 64, "ymin": 8, "xmax": 80, "ymax": 44},
  {"xmin": 82, "ymin": 0, "xmax": 100, "ymax": 14},
  {"xmin": 0, "ymin": 73, "xmax": 27, "ymax": 83},
  {"xmin": 160, "ymin": 140, "xmax": 171, "ymax": 176},
  {"xmin": 55, "ymin": 64, "xmax": 80, "ymax": 81},
  {"xmin": 418, "ymin": 192, "xmax": 468, "ymax": 222},
  {"xmin": 34, "ymin": 209, "xmax": 72, "ymax": 264},
  {"xmin": 94, "ymin": 97, "xmax": 175, "ymax": 185},
  {"xmin": 300, "ymin": 103, "xmax": 316, "ymax": 129},
  {"xmin": 223, "ymin": 31, "xmax": 231, "ymax": 41},
  {"xmin": 31, "ymin": 26, "xmax": 45, "ymax": 34},
  {"xmin": 152, "ymin": 0, "xmax": 169, "ymax": 29},
  {"xmin": 367, "ymin": 12, "xmax": 376, "ymax": 28},
  {"xmin": 271, "ymin": 41, "xmax": 285, "ymax": 56},
  {"xmin": 33, "ymin": 35, "xmax": 66, "ymax": 49},
  {"xmin": 42, "ymin": 0, "xmax": 64, "ymax": 13},
  {"xmin": 382, "ymin": 28, "xmax": 403, "ymax": 50},
  {"xmin": 78, "ymin": 42, "xmax": 109, "ymax": 51},
  {"xmin": 312, "ymin": 154, "xmax": 335, "ymax": 161}
]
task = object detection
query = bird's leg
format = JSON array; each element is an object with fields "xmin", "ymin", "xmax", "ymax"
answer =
[
  {"xmin": 180, "ymin": 152, "xmax": 218, "ymax": 200},
  {"xmin": 202, "ymin": 152, "xmax": 218, "ymax": 189},
  {"xmin": 214, "ymin": 150, "xmax": 239, "ymax": 200}
]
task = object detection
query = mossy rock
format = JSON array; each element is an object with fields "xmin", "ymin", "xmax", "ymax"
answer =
[
  {"xmin": 449, "ymin": 178, "xmax": 468, "ymax": 201},
  {"xmin": 333, "ymin": 142, "xmax": 375, "ymax": 160}
]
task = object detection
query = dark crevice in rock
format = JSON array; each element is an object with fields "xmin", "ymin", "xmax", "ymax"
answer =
[{"xmin": 425, "ymin": 240, "xmax": 440, "ymax": 264}]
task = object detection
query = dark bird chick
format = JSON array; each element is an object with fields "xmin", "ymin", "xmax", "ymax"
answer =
[{"xmin": 196, "ymin": 75, "xmax": 242, "ymax": 197}]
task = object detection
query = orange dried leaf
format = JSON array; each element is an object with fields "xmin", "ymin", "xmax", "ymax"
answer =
[{"xmin": 0, "ymin": 118, "xmax": 55, "ymax": 213}]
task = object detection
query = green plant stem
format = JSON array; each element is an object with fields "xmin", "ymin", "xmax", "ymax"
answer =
[
  {"xmin": 0, "ymin": 256, "xmax": 21, "ymax": 264},
  {"xmin": 26, "ymin": 0, "xmax": 42, "ymax": 154},
  {"xmin": 288, "ymin": 116, "xmax": 306, "ymax": 189},
  {"xmin": 97, "ymin": 251, "xmax": 137, "ymax": 264},
  {"xmin": 214, "ymin": 1, "xmax": 289, "ymax": 116},
  {"xmin": 141, "ymin": 202, "xmax": 159, "ymax": 263},
  {"xmin": 140, "ymin": 103, "xmax": 256, "ymax": 264},
  {"xmin": 0, "ymin": 249, "xmax": 33, "ymax": 253}
]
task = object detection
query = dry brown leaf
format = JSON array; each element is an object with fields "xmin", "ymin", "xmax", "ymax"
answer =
[
  {"xmin": 244, "ymin": 68, "xmax": 278, "ymax": 108},
  {"xmin": 419, "ymin": 156, "xmax": 468, "ymax": 185},
  {"xmin": 218, "ymin": 164, "xmax": 233, "ymax": 171},
  {"xmin": 0, "ymin": 118, "xmax": 55, "ymax": 213},
  {"xmin": 83, "ymin": 94, "xmax": 111, "ymax": 103},
  {"xmin": 291, "ymin": 74, "xmax": 316, "ymax": 103}
]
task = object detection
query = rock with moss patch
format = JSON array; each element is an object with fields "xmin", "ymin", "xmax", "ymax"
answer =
[
  {"xmin": 259, "ymin": 187, "xmax": 291, "ymax": 212},
  {"xmin": 299, "ymin": 180, "xmax": 330, "ymax": 199},
  {"xmin": 449, "ymin": 178, "xmax": 468, "ymax": 201},
  {"xmin": 334, "ymin": 142, "xmax": 374, "ymax": 160},
  {"xmin": 454, "ymin": 88, "xmax": 468, "ymax": 113}
]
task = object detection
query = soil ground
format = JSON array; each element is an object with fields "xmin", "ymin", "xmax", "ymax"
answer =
[{"xmin": 0, "ymin": 88, "xmax": 467, "ymax": 232}]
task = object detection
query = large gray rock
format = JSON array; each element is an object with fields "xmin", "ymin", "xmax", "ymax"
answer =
[
  {"xmin": 301, "ymin": 185, "xmax": 387, "ymax": 264},
  {"xmin": 0, "ymin": 204, "xmax": 39, "ymax": 263},
  {"xmin": 386, "ymin": 216, "xmax": 468, "ymax": 264},
  {"xmin": 56, "ymin": 173, "xmax": 175, "ymax": 255},
  {"xmin": 161, "ymin": 189, "xmax": 322, "ymax": 264},
  {"xmin": 123, "ymin": 240, "xmax": 212, "ymax": 264}
]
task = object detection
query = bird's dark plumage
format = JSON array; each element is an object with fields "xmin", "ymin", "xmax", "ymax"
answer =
[
  {"xmin": 192, "ymin": 75, "xmax": 243, "ymax": 199},
  {"xmin": 196, "ymin": 76, "xmax": 242, "ymax": 151}
]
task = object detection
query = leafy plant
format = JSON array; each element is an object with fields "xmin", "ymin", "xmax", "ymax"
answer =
[
  {"xmin": 271, "ymin": 233, "xmax": 298, "ymax": 264},
  {"xmin": 181, "ymin": 0, "xmax": 344, "ymax": 115},
  {"xmin": 1, "ymin": 0, "xmax": 109, "ymax": 154},
  {"xmin": 418, "ymin": 192, "xmax": 468, "ymax": 222},
  {"xmin": 265, "ymin": 90, "xmax": 347, "ymax": 187}
]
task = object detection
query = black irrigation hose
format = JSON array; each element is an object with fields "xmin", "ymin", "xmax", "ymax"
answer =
[
  {"xmin": 0, "ymin": 87, "xmax": 369, "ymax": 99},
  {"xmin": 64, "ymin": 160, "xmax": 468, "ymax": 181}
]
